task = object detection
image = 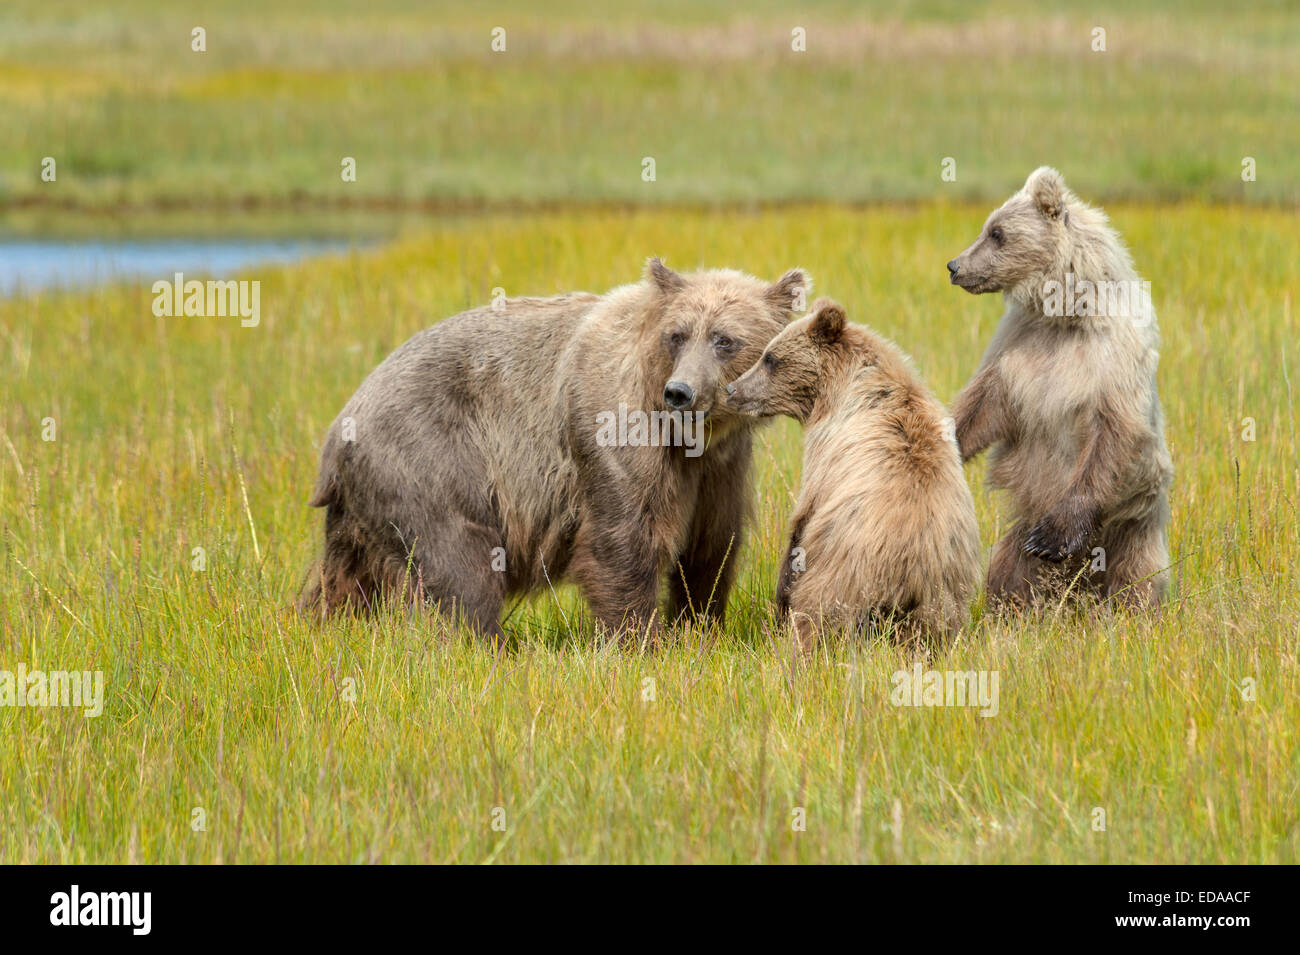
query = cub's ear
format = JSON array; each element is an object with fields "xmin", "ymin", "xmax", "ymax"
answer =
[
  {"xmin": 765, "ymin": 268, "xmax": 811, "ymax": 315},
  {"xmin": 807, "ymin": 298, "xmax": 846, "ymax": 345},
  {"xmin": 1026, "ymin": 166, "xmax": 1066, "ymax": 221},
  {"xmin": 646, "ymin": 257, "xmax": 685, "ymax": 295}
]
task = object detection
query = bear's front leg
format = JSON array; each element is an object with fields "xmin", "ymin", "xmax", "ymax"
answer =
[
  {"xmin": 569, "ymin": 518, "xmax": 663, "ymax": 640},
  {"xmin": 667, "ymin": 464, "xmax": 749, "ymax": 625},
  {"xmin": 774, "ymin": 513, "xmax": 809, "ymax": 619},
  {"xmin": 953, "ymin": 363, "xmax": 1012, "ymax": 463}
]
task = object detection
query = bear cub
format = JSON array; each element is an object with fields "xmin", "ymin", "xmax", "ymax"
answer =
[
  {"xmin": 725, "ymin": 298, "xmax": 981, "ymax": 646},
  {"xmin": 947, "ymin": 167, "xmax": 1172, "ymax": 608}
]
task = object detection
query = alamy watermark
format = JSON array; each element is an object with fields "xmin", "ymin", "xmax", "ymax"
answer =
[
  {"xmin": 594, "ymin": 403, "xmax": 707, "ymax": 458},
  {"xmin": 1, "ymin": 663, "xmax": 103, "ymax": 718},
  {"xmin": 151, "ymin": 272, "xmax": 260, "ymax": 327},
  {"xmin": 1042, "ymin": 273, "xmax": 1153, "ymax": 325},
  {"xmin": 890, "ymin": 663, "xmax": 999, "ymax": 717},
  {"xmin": 50, "ymin": 885, "xmax": 150, "ymax": 935}
]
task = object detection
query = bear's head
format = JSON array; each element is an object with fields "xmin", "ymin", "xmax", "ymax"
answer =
[
  {"xmin": 724, "ymin": 298, "xmax": 847, "ymax": 424},
  {"xmin": 643, "ymin": 258, "xmax": 809, "ymax": 426},
  {"xmin": 946, "ymin": 166, "xmax": 1073, "ymax": 300}
]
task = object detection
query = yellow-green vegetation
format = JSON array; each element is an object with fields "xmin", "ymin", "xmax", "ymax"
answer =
[
  {"xmin": 1, "ymin": 0, "xmax": 1298, "ymax": 208},
  {"xmin": 2, "ymin": 203, "xmax": 1297, "ymax": 862}
]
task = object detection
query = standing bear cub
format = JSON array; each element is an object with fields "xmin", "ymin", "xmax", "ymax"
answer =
[
  {"xmin": 947, "ymin": 167, "xmax": 1173, "ymax": 608},
  {"xmin": 725, "ymin": 298, "xmax": 981, "ymax": 646},
  {"xmin": 300, "ymin": 258, "xmax": 810, "ymax": 641}
]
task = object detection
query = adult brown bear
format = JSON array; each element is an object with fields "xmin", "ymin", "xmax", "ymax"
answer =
[{"xmin": 300, "ymin": 259, "xmax": 809, "ymax": 641}]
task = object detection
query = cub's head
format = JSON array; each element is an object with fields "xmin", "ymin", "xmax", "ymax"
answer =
[
  {"xmin": 946, "ymin": 166, "xmax": 1072, "ymax": 297},
  {"xmin": 645, "ymin": 258, "xmax": 809, "ymax": 424},
  {"xmin": 724, "ymin": 298, "xmax": 847, "ymax": 424}
]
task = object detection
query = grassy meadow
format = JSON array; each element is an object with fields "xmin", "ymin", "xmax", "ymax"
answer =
[
  {"xmin": 1, "ymin": 0, "xmax": 1298, "ymax": 208},
  {"xmin": 2, "ymin": 203, "xmax": 1298, "ymax": 863},
  {"xmin": 2, "ymin": 1, "xmax": 1298, "ymax": 864}
]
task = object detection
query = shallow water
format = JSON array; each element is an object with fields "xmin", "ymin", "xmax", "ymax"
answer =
[{"xmin": 0, "ymin": 237, "xmax": 355, "ymax": 296}]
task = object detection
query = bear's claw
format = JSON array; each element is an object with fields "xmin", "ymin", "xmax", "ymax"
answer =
[{"xmin": 1024, "ymin": 508, "xmax": 1093, "ymax": 563}]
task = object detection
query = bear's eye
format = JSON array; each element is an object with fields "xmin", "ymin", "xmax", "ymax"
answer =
[
  {"xmin": 762, "ymin": 352, "xmax": 778, "ymax": 372},
  {"xmin": 714, "ymin": 335, "xmax": 734, "ymax": 350},
  {"xmin": 668, "ymin": 331, "xmax": 687, "ymax": 347},
  {"xmin": 989, "ymin": 227, "xmax": 1004, "ymax": 243}
]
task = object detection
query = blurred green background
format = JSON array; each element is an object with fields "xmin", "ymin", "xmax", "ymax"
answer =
[{"xmin": 2, "ymin": 0, "xmax": 1297, "ymax": 216}]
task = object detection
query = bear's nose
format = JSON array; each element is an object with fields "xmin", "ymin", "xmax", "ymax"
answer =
[
  {"xmin": 663, "ymin": 381, "xmax": 696, "ymax": 410},
  {"xmin": 947, "ymin": 260, "xmax": 960, "ymax": 276}
]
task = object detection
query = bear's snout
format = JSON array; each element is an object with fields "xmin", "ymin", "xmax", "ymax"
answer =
[
  {"xmin": 723, "ymin": 378, "xmax": 756, "ymax": 413},
  {"xmin": 663, "ymin": 380, "xmax": 696, "ymax": 411},
  {"xmin": 947, "ymin": 260, "xmax": 961, "ymax": 280}
]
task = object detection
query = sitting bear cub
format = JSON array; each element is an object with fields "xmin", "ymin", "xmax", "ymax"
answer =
[{"xmin": 725, "ymin": 298, "xmax": 981, "ymax": 646}]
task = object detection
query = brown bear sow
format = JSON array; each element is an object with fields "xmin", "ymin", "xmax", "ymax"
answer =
[
  {"xmin": 300, "ymin": 258, "xmax": 809, "ymax": 640},
  {"xmin": 725, "ymin": 298, "xmax": 981, "ymax": 646},
  {"xmin": 947, "ymin": 167, "xmax": 1173, "ymax": 608}
]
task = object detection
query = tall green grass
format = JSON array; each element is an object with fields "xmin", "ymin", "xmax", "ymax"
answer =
[{"xmin": 2, "ymin": 203, "xmax": 1296, "ymax": 862}]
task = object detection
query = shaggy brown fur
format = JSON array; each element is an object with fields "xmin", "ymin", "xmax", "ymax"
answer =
[
  {"xmin": 299, "ymin": 258, "xmax": 809, "ymax": 642},
  {"xmin": 947, "ymin": 167, "xmax": 1173, "ymax": 609},
  {"xmin": 725, "ymin": 298, "xmax": 981, "ymax": 647}
]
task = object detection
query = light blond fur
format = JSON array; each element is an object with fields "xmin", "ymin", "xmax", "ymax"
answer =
[
  {"xmin": 947, "ymin": 167, "xmax": 1173, "ymax": 608},
  {"xmin": 726, "ymin": 299, "xmax": 981, "ymax": 646}
]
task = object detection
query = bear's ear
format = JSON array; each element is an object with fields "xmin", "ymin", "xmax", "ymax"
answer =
[
  {"xmin": 646, "ymin": 257, "xmax": 685, "ymax": 295},
  {"xmin": 807, "ymin": 298, "xmax": 846, "ymax": 345},
  {"xmin": 765, "ymin": 268, "xmax": 811, "ymax": 314},
  {"xmin": 1026, "ymin": 166, "xmax": 1067, "ymax": 221}
]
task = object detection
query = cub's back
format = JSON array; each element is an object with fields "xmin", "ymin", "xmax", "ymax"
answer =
[{"xmin": 793, "ymin": 329, "xmax": 980, "ymax": 635}]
